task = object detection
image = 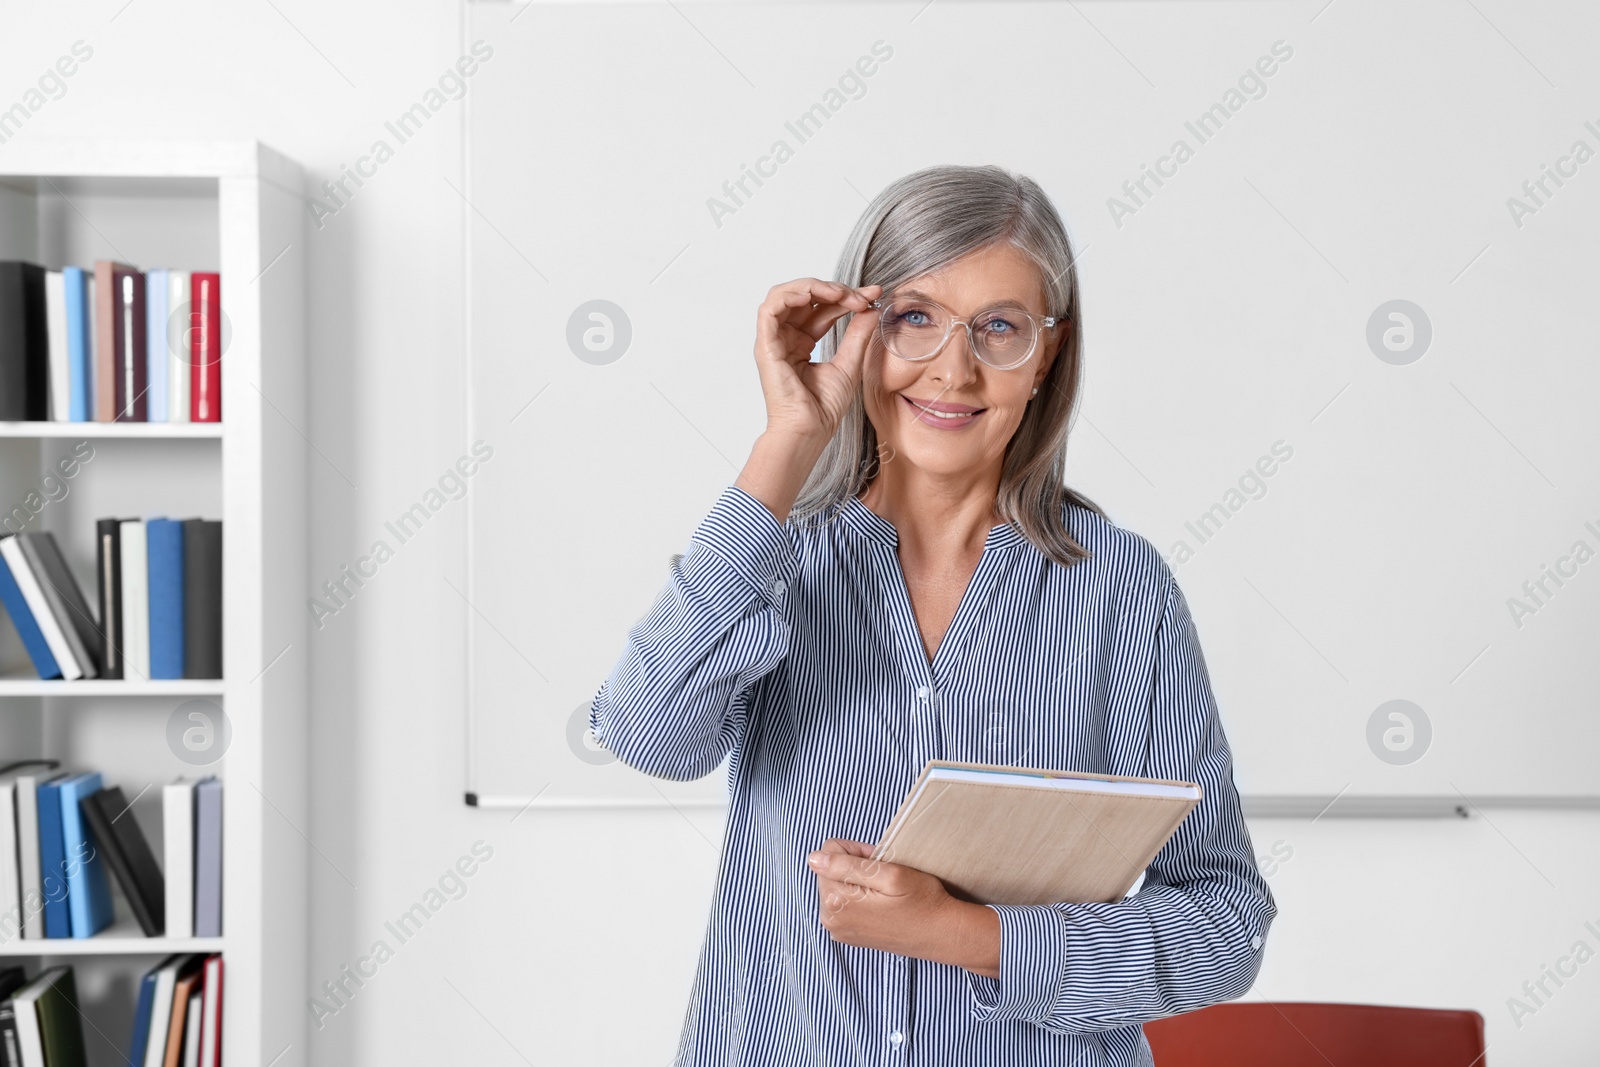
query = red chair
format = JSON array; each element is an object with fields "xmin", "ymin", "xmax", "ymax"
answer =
[{"xmin": 1143, "ymin": 1002, "xmax": 1487, "ymax": 1067}]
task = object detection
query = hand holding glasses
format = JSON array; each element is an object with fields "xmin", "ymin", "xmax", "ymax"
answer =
[{"xmin": 867, "ymin": 292, "xmax": 1067, "ymax": 370}]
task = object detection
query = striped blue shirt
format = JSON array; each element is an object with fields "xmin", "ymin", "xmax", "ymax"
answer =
[{"xmin": 591, "ymin": 484, "xmax": 1277, "ymax": 1066}]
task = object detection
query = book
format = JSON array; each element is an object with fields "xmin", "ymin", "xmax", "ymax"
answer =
[
  {"xmin": 180, "ymin": 521, "xmax": 220, "ymax": 680},
  {"xmin": 14, "ymin": 966, "xmax": 86, "ymax": 1067},
  {"xmin": 44, "ymin": 270, "xmax": 70, "ymax": 422},
  {"xmin": 146, "ymin": 268, "xmax": 168, "ymax": 423},
  {"xmin": 95, "ymin": 519, "xmax": 124, "ymax": 680},
  {"xmin": 872, "ymin": 760, "xmax": 1203, "ymax": 906},
  {"xmin": 57, "ymin": 773, "xmax": 114, "ymax": 938},
  {"xmin": 35, "ymin": 774, "xmax": 71, "ymax": 938},
  {"xmin": 16, "ymin": 533, "xmax": 99, "ymax": 679},
  {"xmin": 180, "ymin": 991, "xmax": 201, "ymax": 1067},
  {"xmin": 162, "ymin": 960, "xmax": 204, "ymax": 1067},
  {"xmin": 0, "ymin": 261, "xmax": 49, "ymax": 421},
  {"xmin": 196, "ymin": 956, "xmax": 222, "ymax": 1067},
  {"xmin": 120, "ymin": 520, "xmax": 150, "ymax": 680},
  {"xmin": 0, "ymin": 547, "xmax": 62, "ymax": 680},
  {"xmin": 63, "ymin": 266, "xmax": 92, "ymax": 422},
  {"xmin": 146, "ymin": 520, "xmax": 185, "ymax": 679},
  {"xmin": 115, "ymin": 269, "xmax": 148, "ymax": 422},
  {"xmin": 193, "ymin": 780, "xmax": 222, "ymax": 938},
  {"xmin": 0, "ymin": 776, "xmax": 24, "ymax": 942},
  {"xmin": 13, "ymin": 770, "xmax": 49, "ymax": 940},
  {"xmin": 0, "ymin": 965, "xmax": 29, "ymax": 1067},
  {"xmin": 83, "ymin": 273, "xmax": 97, "ymax": 422},
  {"xmin": 142, "ymin": 956, "xmax": 191, "ymax": 1067},
  {"xmin": 162, "ymin": 780, "xmax": 195, "ymax": 939},
  {"xmin": 0, "ymin": 538, "xmax": 79, "ymax": 680},
  {"xmin": 165, "ymin": 272, "xmax": 189, "ymax": 425},
  {"xmin": 128, "ymin": 964, "xmax": 160, "ymax": 1067},
  {"xmin": 11, "ymin": 968, "xmax": 48, "ymax": 1067},
  {"xmin": 81, "ymin": 786, "xmax": 165, "ymax": 937},
  {"xmin": 189, "ymin": 274, "xmax": 220, "ymax": 423},
  {"xmin": 0, "ymin": 536, "xmax": 80, "ymax": 679},
  {"xmin": 93, "ymin": 260, "xmax": 136, "ymax": 423}
]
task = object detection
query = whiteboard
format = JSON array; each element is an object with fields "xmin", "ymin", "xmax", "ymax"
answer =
[{"xmin": 463, "ymin": 1, "xmax": 1600, "ymax": 806}]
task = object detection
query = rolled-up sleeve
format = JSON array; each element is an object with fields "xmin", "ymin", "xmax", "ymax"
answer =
[
  {"xmin": 589, "ymin": 484, "xmax": 799, "ymax": 781},
  {"xmin": 966, "ymin": 572, "xmax": 1277, "ymax": 1033}
]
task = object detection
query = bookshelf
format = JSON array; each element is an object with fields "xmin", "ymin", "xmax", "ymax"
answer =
[
  {"xmin": 0, "ymin": 142, "xmax": 308, "ymax": 1066},
  {"xmin": 0, "ymin": 423, "xmax": 223, "ymax": 439}
]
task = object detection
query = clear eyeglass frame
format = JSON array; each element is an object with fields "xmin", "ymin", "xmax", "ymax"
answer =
[{"xmin": 865, "ymin": 293, "xmax": 1068, "ymax": 370}]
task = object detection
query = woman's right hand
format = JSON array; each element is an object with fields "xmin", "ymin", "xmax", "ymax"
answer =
[
  {"xmin": 753, "ymin": 278, "xmax": 883, "ymax": 444},
  {"xmin": 734, "ymin": 279, "xmax": 884, "ymax": 523}
]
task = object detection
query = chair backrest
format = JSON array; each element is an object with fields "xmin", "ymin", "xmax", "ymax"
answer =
[{"xmin": 1143, "ymin": 1002, "xmax": 1486, "ymax": 1067}]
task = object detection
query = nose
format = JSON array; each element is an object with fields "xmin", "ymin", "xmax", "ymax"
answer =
[{"xmin": 927, "ymin": 321, "xmax": 980, "ymax": 389}]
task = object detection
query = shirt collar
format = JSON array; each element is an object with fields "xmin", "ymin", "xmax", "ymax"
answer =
[{"xmin": 838, "ymin": 495, "xmax": 1027, "ymax": 552}]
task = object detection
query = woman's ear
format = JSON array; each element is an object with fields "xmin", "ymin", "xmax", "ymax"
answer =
[{"xmin": 1034, "ymin": 322, "xmax": 1069, "ymax": 391}]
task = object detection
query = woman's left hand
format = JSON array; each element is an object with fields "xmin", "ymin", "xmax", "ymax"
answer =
[{"xmin": 807, "ymin": 838, "xmax": 1000, "ymax": 977}]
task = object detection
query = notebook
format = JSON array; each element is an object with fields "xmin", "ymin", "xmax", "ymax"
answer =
[{"xmin": 872, "ymin": 759, "xmax": 1203, "ymax": 906}]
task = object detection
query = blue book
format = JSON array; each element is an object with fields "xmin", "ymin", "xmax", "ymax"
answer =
[
  {"xmin": 58, "ymin": 772, "xmax": 114, "ymax": 937},
  {"xmin": 146, "ymin": 267, "xmax": 168, "ymax": 422},
  {"xmin": 63, "ymin": 266, "xmax": 92, "ymax": 422},
  {"xmin": 146, "ymin": 518, "xmax": 185, "ymax": 679},
  {"xmin": 127, "ymin": 961, "xmax": 161, "ymax": 1067},
  {"xmin": 37, "ymin": 774, "xmax": 71, "ymax": 937},
  {"xmin": 0, "ymin": 547, "xmax": 62, "ymax": 679}
]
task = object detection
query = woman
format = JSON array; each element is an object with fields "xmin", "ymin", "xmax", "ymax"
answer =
[{"xmin": 590, "ymin": 164, "xmax": 1276, "ymax": 1067}]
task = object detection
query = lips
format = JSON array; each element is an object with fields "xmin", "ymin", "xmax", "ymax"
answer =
[{"xmin": 902, "ymin": 394, "xmax": 984, "ymax": 428}]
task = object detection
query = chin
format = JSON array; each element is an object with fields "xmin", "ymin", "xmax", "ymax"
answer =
[{"xmin": 891, "ymin": 441, "xmax": 988, "ymax": 478}]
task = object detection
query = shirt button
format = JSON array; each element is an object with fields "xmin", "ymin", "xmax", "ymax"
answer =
[
  {"xmin": 916, "ymin": 686, "xmax": 930, "ymax": 700},
  {"xmin": 1250, "ymin": 934, "xmax": 1263, "ymax": 951},
  {"xmin": 889, "ymin": 1029, "xmax": 904, "ymax": 1046},
  {"xmin": 771, "ymin": 579, "xmax": 786, "ymax": 597}
]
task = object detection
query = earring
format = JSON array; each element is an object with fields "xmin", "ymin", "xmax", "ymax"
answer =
[{"xmin": 1031, "ymin": 387, "xmax": 1038, "ymax": 397}]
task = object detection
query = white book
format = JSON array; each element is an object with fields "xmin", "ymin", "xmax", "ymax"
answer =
[
  {"xmin": 0, "ymin": 537, "xmax": 82, "ymax": 680},
  {"xmin": 15, "ymin": 773, "xmax": 44, "ymax": 938},
  {"xmin": 167, "ymin": 270, "xmax": 190, "ymax": 423},
  {"xmin": 0, "ymin": 777, "xmax": 19, "ymax": 944},
  {"xmin": 144, "ymin": 955, "xmax": 187, "ymax": 1067},
  {"xmin": 120, "ymin": 519, "xmax": 151, "ymax": 681},
  {"xmin": 181, "ymin": 990, "xmax": 202, "ymax": 1067},
  {"xmin": 12, "ymin": 969, "xmax": 54, "ymax": 1067},
  {"xmin": 44, "ymin": 270, "xmax": 70, "ymax": 422},
  {"xmin": 164, "ymin": 778, "xmax": 196, "ymax": 937}
]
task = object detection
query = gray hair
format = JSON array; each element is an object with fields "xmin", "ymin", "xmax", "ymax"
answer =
[{"xmin": 791, "ymin": 164, "xmax": 1103, "ymax": 567}]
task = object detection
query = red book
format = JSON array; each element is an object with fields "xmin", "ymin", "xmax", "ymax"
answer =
[
  {"xmin": 198, "ymin": 953, "xmax": 224, "ymax": 1067},
  {"xmin": 190, "ymin": 272, "xmax": 221, "ymax": 422},
  {"xmin": 197, "ymin": 953, "xmax": 225, "ymax": 1062}
]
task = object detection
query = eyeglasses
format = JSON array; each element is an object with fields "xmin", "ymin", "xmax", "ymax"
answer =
[{"xmin": 867, "ymin": 292, "xmax": 1066, "ymax": 370}]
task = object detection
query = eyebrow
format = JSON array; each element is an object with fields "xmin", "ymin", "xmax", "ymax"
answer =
[{"xmin": 895, "ymin": 288, "xmax": 1043, "ymax": 314}]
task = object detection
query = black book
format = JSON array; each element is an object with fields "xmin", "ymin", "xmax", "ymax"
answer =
[
  {"xmin": 0, "ymin": 261, "xmax": 49, "ymax": 421},
  {"xmin": 21, "ymin": 532, "xmax": 101, "ymax": 676},
  {"xmin": 0, "ymin": 965, "xmax": 29, "ymax": 1067},
  {"xmin": 182, "ymin": 520, "xmax": 221, "ymax": 679},
  {"xmin": 113, "ymin": 270, "xmax": 147, "ymax": 422},
  {"xmin": 95, "ymin": 519, "xmax": 124, "ymax": 680},
  {"xmin": 79, "ymin": 786, "xmax": 165, "ymax": 937}
]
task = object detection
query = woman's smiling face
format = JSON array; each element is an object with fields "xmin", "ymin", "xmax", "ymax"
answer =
[{"xmin": 862, "ymin": 241, "xmax": 1063, "ymax": 481}]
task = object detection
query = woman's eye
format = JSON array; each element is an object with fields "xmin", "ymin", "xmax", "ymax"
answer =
[
  {"xmin": 900, "ymin": 310, "xmax": 931, "ymax": 326},
  {"xmin": 982, "ymin": 317, "xmax": 1019, "ymax": 334}
]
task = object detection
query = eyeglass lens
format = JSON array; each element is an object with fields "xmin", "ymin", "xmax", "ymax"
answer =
[{"xmin": 877, "ymin": 296, "xmax": 1037, "ymax": 369}]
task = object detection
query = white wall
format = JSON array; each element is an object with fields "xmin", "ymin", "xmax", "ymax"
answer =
[{"xmin": 2, "ymin": 2, "xmax": 1595, "ymax": 1064}]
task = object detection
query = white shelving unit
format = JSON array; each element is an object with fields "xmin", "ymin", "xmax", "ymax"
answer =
[{"xmin": 0, "ymin": 141, "xmax": 307, "ymax": 1067}]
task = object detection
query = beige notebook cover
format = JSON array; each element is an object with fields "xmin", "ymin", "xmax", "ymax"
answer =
[{"xmin": 872, "ymin": 759, "xmax": 1203, "ymax": 906}]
